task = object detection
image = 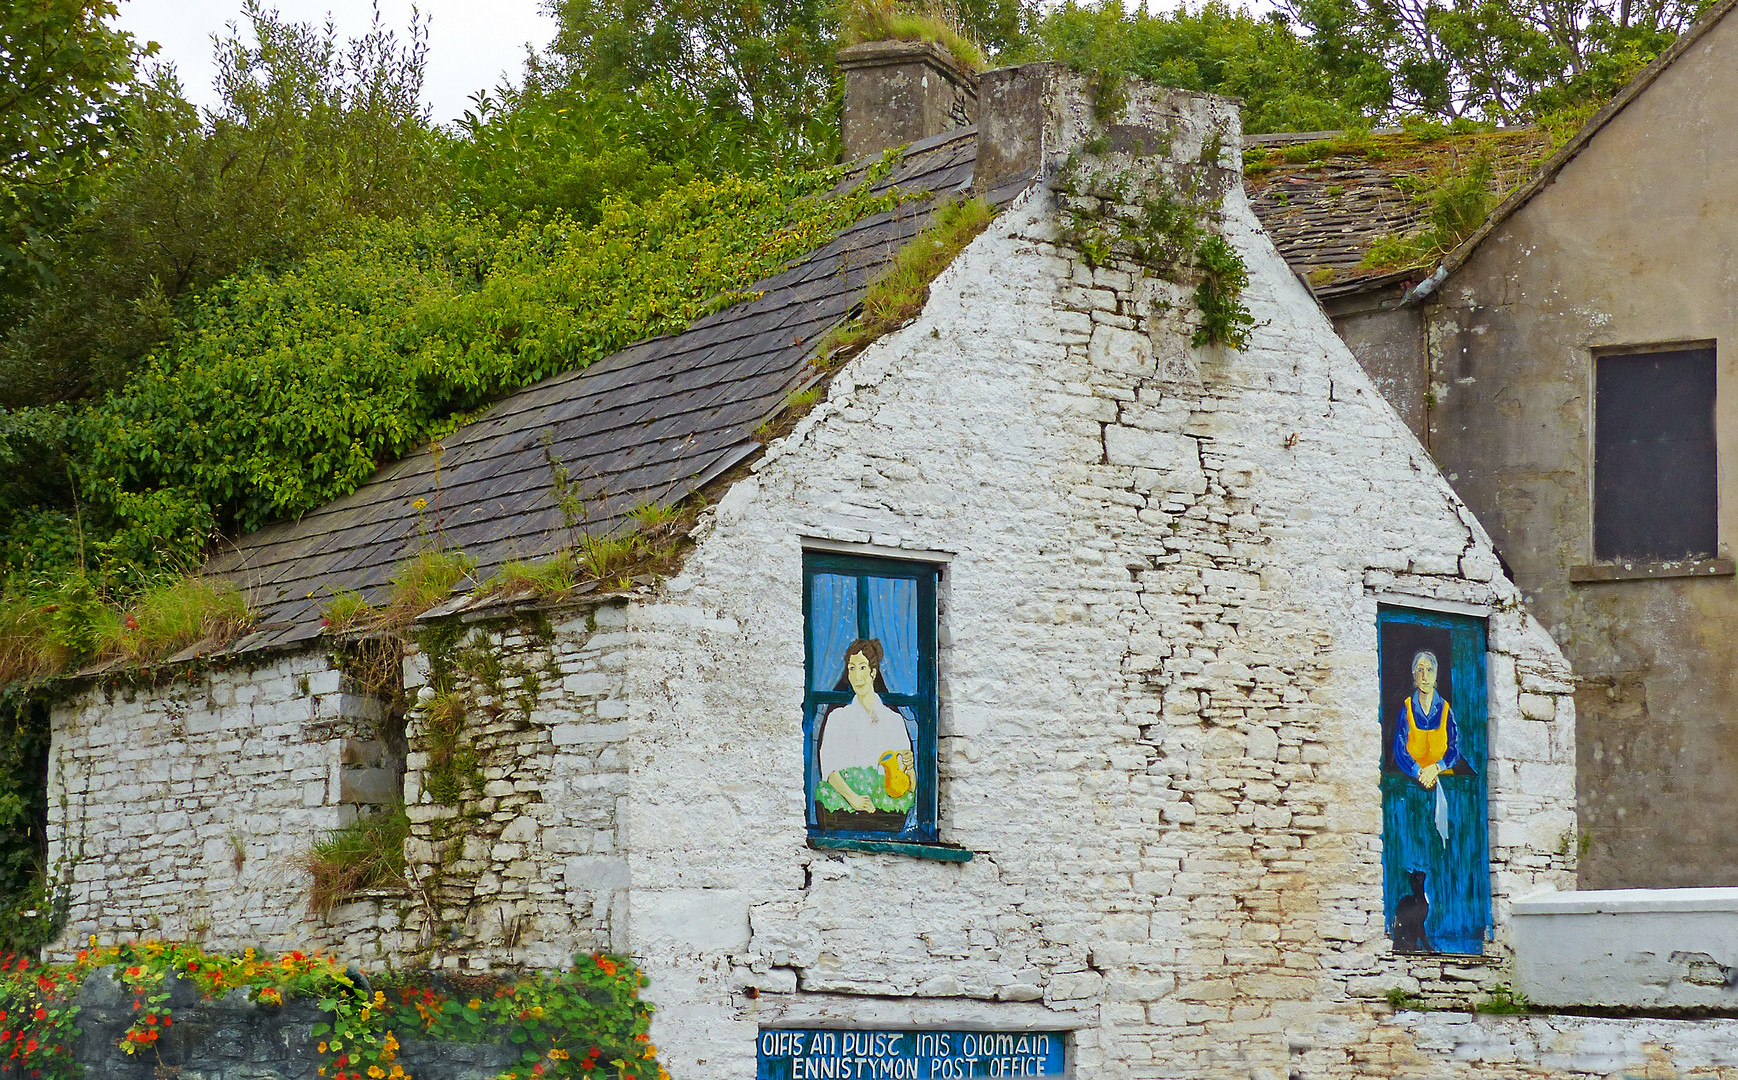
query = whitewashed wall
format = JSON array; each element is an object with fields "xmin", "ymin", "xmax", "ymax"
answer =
[
  {"xmin": 46, "ymin": 653, "xmax": 372, "ymax": 953},
  {"xmin": 616, "ymin": 90, "xmax": 1580, "ymax": 1080}
]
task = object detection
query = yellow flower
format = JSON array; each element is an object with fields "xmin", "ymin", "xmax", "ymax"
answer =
[
  {"xmin": 548, "ymin": 1048, "xmax": 569, "ymax": 1060},
  {"xmin": 467, "ymin": 998, "xmax": 481, "ymax": 1010},
  {"xmin": 374, "ymin": 990, "xmax": 387, "ymax": 1006},
  {"xmin": 360, "ymin": 1007, "xmax": 372, "ymax": 1021},
  {"xmin": 529, "ymin": 1005, "xmax": 545, "ymax": 1018},
  {"xmin": 319, "ymin": 1043, "xmax": 329, "ymax": 1053},
  {"xmin": 89, "ymin": 935, "xmax": 97, "ymax": 947},
  {"xmin": 390, "ymin": 1069, "xmax": 405, "ymax": 1079},
  {"xmin": 412, "ymin": 498, "xmax": 428, "ymax": 511},
  {"xmin": 368, "ymin": 1067, "xmax": 386, "ymax": 1079},
  {"xmin": 384, "ymin": 1032, "xmax": 400, "ymax": 1052}
]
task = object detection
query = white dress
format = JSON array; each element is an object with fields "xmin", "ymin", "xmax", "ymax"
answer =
[{"xmin": 819, "ymin": 695, "xmax": 913, "ymax": 778}]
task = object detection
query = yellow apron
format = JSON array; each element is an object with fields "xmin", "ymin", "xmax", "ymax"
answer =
[{"xmin": 1405, "ymin": 695, "xmax": 1449, "ymax": 770}]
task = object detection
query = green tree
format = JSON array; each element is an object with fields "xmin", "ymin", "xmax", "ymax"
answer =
[
  {"xmin": 542, "ymin": 0, "xmax": 844, "ymax": 163},
  {"xmin": 0, "ymin": 1, "xmax": 448, "ymax": 407},
  {"xmin": 1289, "ymin": 0, "xmax": 1715, "ymax": 122},
  {"xmin": 1020, "ymin": 0, "xmax": 1376, "ymax": 133},
  {"xmin": 0, "ymin": 0, "xmax": 150, "ymax": 305}
]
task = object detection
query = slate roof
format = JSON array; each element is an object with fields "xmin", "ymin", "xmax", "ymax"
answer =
[
  {"xmin": 191, "ymin": 127, "xmax": 1022, "ymax": 660},
  {"xmin": 1245, "ymin": 128, "xmax": 1553, "ymax": 300}
]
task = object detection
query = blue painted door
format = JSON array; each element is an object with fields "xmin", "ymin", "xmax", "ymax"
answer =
[{"xmin": 1377, "ymin": 605, "xmax": 1490, "ymax": 955}]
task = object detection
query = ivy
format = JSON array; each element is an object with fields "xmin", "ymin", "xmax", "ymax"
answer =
[
  {"xmin": 0, "ymin": 159, "xmax": 905, "ymax": 603},
  {"xmin": 1052, "ymin": 114, "xmax": 1254, "ymax": 350}
]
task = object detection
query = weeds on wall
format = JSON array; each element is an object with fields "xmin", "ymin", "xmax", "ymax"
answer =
[
  {"xmin": 0, "ymin": 941, "xmax": 664, "ymax": 1080},
  {"xmin": 302, "ymin": 807, "xmax": 411, "ymax": 918},
  {"xmin": 1052, "ymin": 96, "xmax": 1255, "ymax": 350}
]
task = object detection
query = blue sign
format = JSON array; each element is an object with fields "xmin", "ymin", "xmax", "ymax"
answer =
[{"xmin": 757, "ymin": 1029, "xmax": 1067, "ymax": 1079}]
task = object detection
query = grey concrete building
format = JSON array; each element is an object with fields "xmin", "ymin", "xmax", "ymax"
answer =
[{"xmin": 1252, "ymin": 0, "xmax": 1738, "ymax": 890}]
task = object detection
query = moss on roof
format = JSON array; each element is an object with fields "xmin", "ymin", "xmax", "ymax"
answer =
[{"xmin": 1245, "ymin": 126, "xmax": 1555, "ymax": 297}]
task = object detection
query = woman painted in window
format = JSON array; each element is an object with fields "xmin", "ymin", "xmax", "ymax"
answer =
[{"xmin": 816, "ymin": 639, "xmax": 916, "ymax": 820}]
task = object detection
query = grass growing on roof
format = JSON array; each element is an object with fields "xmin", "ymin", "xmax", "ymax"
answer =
[
  {"xmin": 838, "ymin": 0, "xmax": 987, "ymax": 71},
  {"xmin": 387, "ymin": 549, "xmax": 476, "ymax": 618},
  {"xmin": 0, "ymin": 574, "xmax": 251, "ymax": 687},
  {"xmin": 1358, "ymin": 152, "xmax": 1500, "ymax": 272},
  {"xmin": 818, "ymin": 196, "xmax": 997, "ymax": 363}
]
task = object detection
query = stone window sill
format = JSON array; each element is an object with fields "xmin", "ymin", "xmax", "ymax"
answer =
[
  {"xmin": 1391, "ymin": 949, "xmax": 1495, "ymax": 964},
  {"xmin": 1569, "ymin": 558, "xmax": 1735, "ymax": 583},
  {"xmin": 807, "ymin": 836, "xmax": 975, "ymax": 862}
]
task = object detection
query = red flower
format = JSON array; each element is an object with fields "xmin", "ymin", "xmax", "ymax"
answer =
[
  {"xmin": 23, "ymin": 1041, "xmax": 34, "ymax": 1053},
  {"xmin": 125, "ymin": 967, "xmax": 141, "ymax": 978},
  {"xmin": 163, "ymin": 1016, "xmax": 172, "ymax": 1026},
  {"xmin": 31, "ymin": 1010, "xmax": 43, "ymax": 1022}
]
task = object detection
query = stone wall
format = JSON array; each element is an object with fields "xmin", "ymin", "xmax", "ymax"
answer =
[
  {"xmin": 617, "ymin": 84, "xmax": 1580, "ymax": 1080},
  {"xmin": 393, "ymin": 603, "xmax": 634, "ymax": 971},
  {"xmin": 46, "ymin": 653, "xmax": 381, "ymax": 956},
  {"xmin": 69, "ymin": 966, "xmax": 516, "ymax": 1080}
]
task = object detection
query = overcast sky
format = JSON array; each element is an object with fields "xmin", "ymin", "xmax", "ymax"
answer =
[{"xmin": 113, "ymin": 0, "xmax": 559, "ymax": 125}]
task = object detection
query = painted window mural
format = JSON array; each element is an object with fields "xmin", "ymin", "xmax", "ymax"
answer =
[
  {"xmin": 1379, "ymin": 605, "xmax": 1490, "ymax": 955},
  {"xmin": 803, "ymin": 553, "xmax": 938, "ymax": 841}
]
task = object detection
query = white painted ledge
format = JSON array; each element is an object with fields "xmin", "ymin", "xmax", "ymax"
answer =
[{"xmin": 1512, "ymin": 888, "xmax": 1738, "ymax": 1008}]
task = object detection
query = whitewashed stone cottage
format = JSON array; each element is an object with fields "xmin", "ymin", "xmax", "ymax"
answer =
[{"xmin": 42, "ymin": 55, "xmax": 1738, "ymax": 1080}]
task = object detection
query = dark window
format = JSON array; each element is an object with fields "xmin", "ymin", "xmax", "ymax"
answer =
[
  {"xmin": 802, "ymin": 553, "xmax": 938, "ymax": 842},
  {"xmin": 1594, "ymin": 347, "xmax": 1717, "ymax": 561}
]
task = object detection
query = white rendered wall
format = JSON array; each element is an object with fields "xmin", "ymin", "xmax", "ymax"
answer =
[{"xmin": 1512, "ymin": 887, "xmax": 1738, "ymax": 1008}]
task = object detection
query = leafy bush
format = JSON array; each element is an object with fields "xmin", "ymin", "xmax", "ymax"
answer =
[
  {"xmin": 0, "ymin": 941, "xmax": 663, "ymax": 1080},
  {"xmin": 1, "ymin": 5, "xmax": 448, "ymax": 409},
  {"xmin": 33, "ymin": 168, "xmax": 898, "ymax": 586}
]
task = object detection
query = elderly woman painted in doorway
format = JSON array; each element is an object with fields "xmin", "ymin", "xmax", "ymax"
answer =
[
  {"xmin": 1393, "ymin": 649, "xmax": 1461, "ymax": 842},
  {"xmin": 818, "ymin": 639, "xmax": 915, "ymax": 813}
]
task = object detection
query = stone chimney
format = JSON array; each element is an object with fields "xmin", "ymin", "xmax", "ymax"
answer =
[
  {"xmin": 972, "ymin": 63, "xmax": 1242, "ymax": 195},
  {"xmin": 838, "ymin": 40, "xmax": 978, "ymax": 161}
]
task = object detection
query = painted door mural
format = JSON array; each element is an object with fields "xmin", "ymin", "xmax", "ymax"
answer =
[
  {"xmin": 1378, "ymin": 605, "xmax": 1490, "ymax": 955},
  {"xmin": 803, "ymin": 553, "xmax": 938, "ymax": 841}
]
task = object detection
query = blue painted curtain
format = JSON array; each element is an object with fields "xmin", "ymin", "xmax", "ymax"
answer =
[
  {"xmin": 803, "ymin": 555, "xmax": 939, "ymax": 841},
  {"xmin": 1378, "ymin": 605, "xmax": 1491, "ymax": 955}
]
